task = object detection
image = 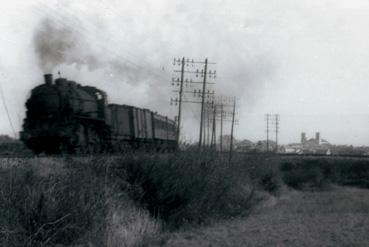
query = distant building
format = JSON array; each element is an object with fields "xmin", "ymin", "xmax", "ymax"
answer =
[
  {"xmin": 283, "ymin": 132, "xmax": 330, "ymax": 155},
  {"xmin": 255, "ymin": 140, "xmax": 277, "ymax": 152},
  {"xmin": 281, "ymin": 143, "xmax": 303, "ymax": 154},
  {"xmin": 235, "ymin": 139, "xmax": 255, "ymax": 152}
]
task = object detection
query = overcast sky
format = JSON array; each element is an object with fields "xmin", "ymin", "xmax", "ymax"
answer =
[{"xmin": 1, "ymin": 0, "xmax": 369, "ymax": 145}]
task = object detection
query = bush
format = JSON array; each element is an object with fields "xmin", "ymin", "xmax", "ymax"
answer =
[
  {"xmin": 247, "ymin": 162, "xmax": 281, "ymax": 194},
  {"xmin": 280, "ymin": 160, "xmax": 330, "ymax": 190},
  {"xmin": 116, "ymin": 152, "xmax": 256, "ymax": 228},
  {"xmin": 0, "ymin": 141, "xmax": 32, "ymax": 156},
  {"xmin": 337, "ymin": 160, "xmax": 369, "ymax": 188},
  {"xmin": 259, "ymin": 169, "xmax": 282, "ymax": 193},
  {"xmin": 279, "ymin": 158, "xmax": 369, "ymax": 190}
]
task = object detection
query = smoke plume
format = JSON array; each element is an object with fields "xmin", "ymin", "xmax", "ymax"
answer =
[
  {"xmin": 33, "ymin": 18, "xmax": 99, "ymax": 72},
  {"xmin": 32, "ymin": 17, "xmax": 160, "ymax": 84}
]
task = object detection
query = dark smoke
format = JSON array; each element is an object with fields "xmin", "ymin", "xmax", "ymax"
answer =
[
  {"xmin": 33, "ymin": 17, "xmax": 162, "ymax": 84},
  {"xmin": 33, "ymin": 18, "xmax": 99, "ymax": 72}
]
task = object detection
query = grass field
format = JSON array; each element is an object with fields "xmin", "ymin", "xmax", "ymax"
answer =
[
  {"xmin": 155, "ymin": 186, "xmax": 369, "ymax": 246},
  {"xmin": 0, "ymin": 152, "xmax": 368, "ymax": 246}
]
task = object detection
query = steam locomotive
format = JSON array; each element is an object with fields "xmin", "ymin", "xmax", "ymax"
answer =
[{"xmin": 20, "ymin": 74, "xmax": 177, "ymax": 154}]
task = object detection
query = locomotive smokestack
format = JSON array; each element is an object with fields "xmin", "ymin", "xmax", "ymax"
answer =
[{"xmin": 44, "ymin": 74, "xmax": 53, "ymax": 85}]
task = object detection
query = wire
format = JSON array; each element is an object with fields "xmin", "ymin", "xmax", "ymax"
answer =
[
  {"xmin": 0, "ymin": 83, "xmax": 17, "ymax": 138},
  {"xmin": 182, "ymin": 94, "xmax": 201, "ymax": 121}
]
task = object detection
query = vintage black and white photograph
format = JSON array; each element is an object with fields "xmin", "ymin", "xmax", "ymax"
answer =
[{"xmin": 1, "ymin": 0, "xmax": 369, "ymax": 246}]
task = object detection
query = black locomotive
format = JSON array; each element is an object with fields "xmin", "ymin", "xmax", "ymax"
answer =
[{"xmin": 20, "ymin": 74, "xmax": 177, "ymax": 154}]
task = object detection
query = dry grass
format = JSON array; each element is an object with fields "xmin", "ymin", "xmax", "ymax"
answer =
[
  {"xmin": 1, "ymin": 153, "xmax": 369, "ymax": 246},
  {"xmin": 106, "ymin": 201, "xmax": 161, "ymax": 247},
  {"xmin": 116, "ymin": 152, "xmax": 257, "ymax": 228},
  {"xmin": 0, "ymin": 156, "xmax": 160, "ymax": 247},
  {"xmin": 0, "ymin": 152, "xmax": 258, "ymax": 246},
  {"xmin": 155, "ymin": 186, "xmax": 369, "ymax": 247}
]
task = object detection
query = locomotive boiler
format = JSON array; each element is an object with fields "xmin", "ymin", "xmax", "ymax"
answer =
[{"xmin": 21, "ymin": 74, "xmax": 177, "ymax": 154}]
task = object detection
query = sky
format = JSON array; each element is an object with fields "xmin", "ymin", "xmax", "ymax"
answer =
[{"xmin": 1, "ymin": 0, "xmax": 369, "ymax": 145}]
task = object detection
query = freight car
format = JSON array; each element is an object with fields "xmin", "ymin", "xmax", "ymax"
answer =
[{"xmin": 20, "ymin": 74, "xmax": 177, "ymax": 154}]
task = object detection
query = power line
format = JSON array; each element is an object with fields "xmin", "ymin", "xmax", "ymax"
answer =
[
  {"xmin": 176, "ymin": 57, "xmax": 185, "ymax": 145},
  {"xmin": 211, "ymin": 95, "xmax": 238, "ymax": 152},
  {"xmin": 229, "ymin": 97, "xmax": 237, "ymax": 163},
  {"xmin": 265, "ymin": 114, "xmax": 270, "ymax": 152},
  {"xmin": 0, "ymin": 83, "xmax": 16, "ymax": 138},
  {"xmin": 265, "ymin": 113, "xmax": 279, "ymax": 152},
  {"xmin": 170, "ymin": 58, "xmax": 216, "ymax": 148},
  {"xmin": 199, "ymin": 58, "xmax": 208, "ymax": 149},
  {"xmin": 275, "ymin": 114, "xmax": 280, "ymax": 151}
]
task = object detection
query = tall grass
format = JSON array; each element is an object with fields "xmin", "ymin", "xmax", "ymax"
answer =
[
  {"xmin": 280, "ymin": 158, "xmax": 369, "ymax": 190},
  {"xmin": 0, "ymin": 141, "xmax": 32, "ymax": 156},
  {"xmin": 0, "ymin": 159, "xmax": 108, "ymax": 246},
  {"xmin": 106, "ymin": 201, "xmax": 161, "ymax": 247},
  {"xmin": 0, "ymin": 157, "xmax": 160, "ymax": 246},
  {"xmin": 115, "ymin": 152, "xmax": 256, "ymax": 228},
  {"xmin": 3, "ymin": 152, "xmax": 368, "ymax": 245},
  {"xmin": 0, "ymin": 152, "xmax": 258, "ymax": 245}
]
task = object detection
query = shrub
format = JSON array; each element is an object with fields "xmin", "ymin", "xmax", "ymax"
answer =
[
  {"xmin": 0, "ymin": 141, "xmax": 32, "ymax": 156},
  {"xmin": 337, "ymin": 160, "xmax": 369, "ymax": 188},
  {"xmin": 280, "ymin": 160, "xmax": 330, "ymax": 190},
  {"xmin": 117, "ymin": 152, "xmax": 256, "ymax": 228},
  {"xmin": 247, "ymin": 162, "xmax": 282, "ymax": 194},
  {"xmin": 259, "ymin": 169, "xmax": 282, "ymax": 193},
  {"xmin": 279, "ymin": 158, "xmax": 369, "ymax": 190}
]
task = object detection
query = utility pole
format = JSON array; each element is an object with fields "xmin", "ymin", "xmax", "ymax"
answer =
[
  {"xmin": 176, "ymin": 57, "xmax": 185, "ymax": 146},
  {"xmin": 203, "ymin": 106, "xmax": 207, "ymax": 148},
  {"xmin": 220, "ymin": 103, "xmax": 223, "ymax": 152},
  {"xmin": 275, "ymin": 114, "xmax": 279, "ymax": 152},
  {"xmin": 211, "ymin": 105, "xmax": 217, "ymax": 149},
  {"xmin": 170, "ymin": 58, "xmax": 216, "ymax": 150},
  {"xmin": 199, "ymin": 58, "xmax": 208, "ymax": 149},
  {"xmin": 207, "ymin": 104, "xmax": 211, "ymax": 147},
  {"xmin": 229, "ymin": 97, "xmax": 236, "ymax": 163},
  {"xmin": 265, "ymin": 114, "xmax": 270, "ymax": 152},
  {"xmin": 0, "ymin": 82, "xmax": 16, "ymax": 138},
  {"xmin": 212, "ymin": 96, "xmax": 237, "ymax": 153}
]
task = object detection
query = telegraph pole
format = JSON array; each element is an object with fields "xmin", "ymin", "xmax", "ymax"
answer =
[
  {"xmin": 211, "ymin": 105, "xmax": 217, "ymax": 149},
  {"xmin": 207, "ymin": 104, "xmax": 211, "ymax": 147},
  {"xmin": 176, "ymin": 57, "xmax": 185, "ymax": 145},
  {"xmin": 0, "ymin": 82, "xmax": 16, "ymax": 138},
  {"xmin": 220, "ymin": 103, "xmax": 223, "ymax": 152},
  {"xmin": 212, "ymin": 96, "xmax": 237, "ymax": 153},
  {"xmin": 170, "ymin": 58, "xmax": 215, "ymax": 150},
  {"xmin": 229, "ymin": 97, "xmax": 236, "ymax": 162},
  {"xmin": 203, "ymin": 106, "xmax": 207, "ymax": 148},
  {"xmin": 199, "ymin": 58, "xmax": 208, "ymax": 149},
  {"xmin": 275, "ymin": 114, "xmax": 279, "ymax": 152},
  {"xmin": 265, "ymin": 114, "xmax": 270, "ymax": 152}
]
